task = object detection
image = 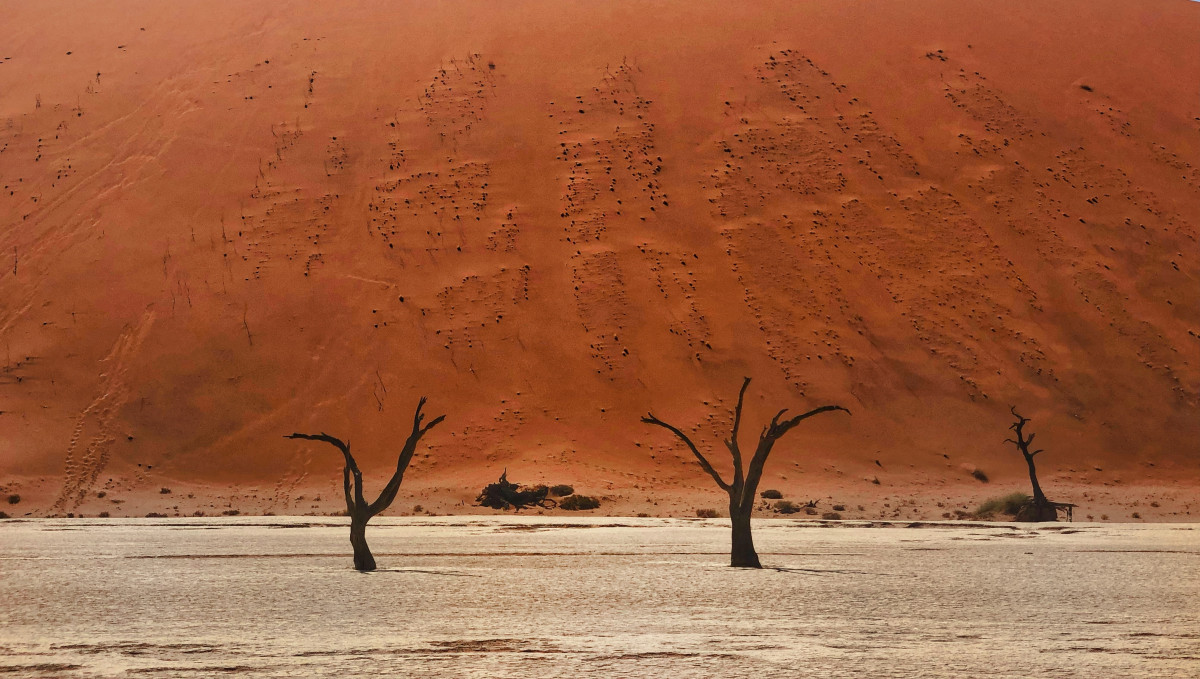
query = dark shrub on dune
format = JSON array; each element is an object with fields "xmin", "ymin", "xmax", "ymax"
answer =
[
  {"xmin": 695, "ymin": 508, "xmax": 720, "ymax": 518},
  {"xmin": 549, "ymin": 484, "xmax": 575, "ymax": 497},
  {"xmin": 774, "ymin": 500, "xmax": 800, "ymax": 514},
  {"xmin": 760, "ymin": 489, "xmax": 783, "ymax": 499},
  {"xmin": 559, "ymin": 495, "xmax": 600, "ymax": 511}
]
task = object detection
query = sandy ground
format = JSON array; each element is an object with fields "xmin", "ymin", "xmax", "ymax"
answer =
[
  {"xmin": 3, "ymin": 518, "xmax": 1199, "ymax": 677},
  {"xmin": 1, "ymin": 1, "xmax": 1197, "ymax": 517}
]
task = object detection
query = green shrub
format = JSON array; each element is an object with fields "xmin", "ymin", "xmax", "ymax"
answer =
[
  {"xmin": 559, "ymin": 495, "xmax": 600, "ymax": 511},
  {"xmin": 760, "ymin": 489, "xmax": 783, "ymax": 499},
  {"xmin": 974, "ymin": 492, "xmax": 1031, "ymax": 517},
  {"xmin": 774, "ymin": 500, "xmax": 800, "ymax": 514},
  {"xmin": 695, "ymin": 508, "xmax": 720, "ymax": 518},
  {"xmin": 549, "ymin": 484, "xmax": 575, "ymax": 497}
]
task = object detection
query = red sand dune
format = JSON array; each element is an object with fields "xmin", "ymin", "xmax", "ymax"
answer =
[{"xmin": 1, "ymin": 1, "xmax": 1197, "ymax": 520}]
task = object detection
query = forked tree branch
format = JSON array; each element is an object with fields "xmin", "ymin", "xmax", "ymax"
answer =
[
  {"xmin": 742, "ymin": 405, "xmax": 851, "ymax": 510},
  {"xmin": 369, "ymin": 396, "xmax": 446, "ymax": 516},
  {"xmin": 723, "ymin": 377, "xmax": 752, "ymax": 490}
]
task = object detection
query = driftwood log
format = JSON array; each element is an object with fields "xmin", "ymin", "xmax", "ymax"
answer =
[{"xmin": 476, "ymin": 470, "xmax": 557, "ymax": 511}]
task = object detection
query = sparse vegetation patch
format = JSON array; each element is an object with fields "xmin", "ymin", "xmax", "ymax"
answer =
[
  {"xmin": 559, "ymin": 495, "xmax": 600, "ymax": 511},
  {"xmin": 974, "ymin": 492, "xmax": 1031, "ymax": 517}
]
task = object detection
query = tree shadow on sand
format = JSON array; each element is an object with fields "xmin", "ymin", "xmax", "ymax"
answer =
[
  {"xmin": 364, "ymin": 567, "xmax": 481, "ymax": 577},
  {"xmin": 769, "ymin": 566, "xmax": 889, "ymax": 576}
]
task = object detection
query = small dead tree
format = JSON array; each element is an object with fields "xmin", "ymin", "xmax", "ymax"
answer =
[
  {"xmin": 642, "ymin": 377, "xmax": 849, "ymax": 568},
  {"xmin": 1004, "ymin": 406, "xmax": 1059, "ymax": 522},
  {"xmin": 286, "ymin": 396, "xmax": 445, "ymax": 571}
]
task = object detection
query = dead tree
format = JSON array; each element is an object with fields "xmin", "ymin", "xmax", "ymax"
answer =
[
  {"xmin": 1004, "ymin": 406, "xmax": 1059, "ymax": 522},
  {"xmin": 642, "ymin": 377, "xmax": 849, "ymax": 568},
  {"xmin": 286, "ymin": 396, "xmax": 445, "ymax": 571}
]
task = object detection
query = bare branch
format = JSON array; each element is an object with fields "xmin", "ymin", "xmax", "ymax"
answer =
[
  {"xmin": 287, "ymin": 432, "xmax": 361, "ymax": 513},
  {"xmin": 643, "ymin": 413, "xmax": 731, "ymax": 492},
  {"xmin": 743, "ymin": 404, "xmax": 850, "ymax": 511},
  {"xmin": 369, "ymin": 397, "xmax": 446, "ymax": 516},
  {"xmin": 723, "ymin": 377, "xmax": 752, "ymax": 489},
  {"xmin": 769, "ymin": 405, "xmax": 851, "ymax": 439}
]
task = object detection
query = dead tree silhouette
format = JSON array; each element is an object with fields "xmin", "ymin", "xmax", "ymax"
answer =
[
  {"xmin": 1004, "ymin": 406, "xmax": 1062, "ymax": 522},
  {"xmin": 286, "ymin": 396, "xmax": 445, "ymax": 571},
  {"xmin": 642, "ymin": 377, "xmax": 849, "ymax": 568}
]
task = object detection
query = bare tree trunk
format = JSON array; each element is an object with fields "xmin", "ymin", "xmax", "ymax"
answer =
[
  {"xmin": 729, "ymin": 501, "xmax": 760, "ymax": 568},
  {"xmin": 350, "ymin": 512, "xmax": 376, "ymax": 572},
  {"xmin": 1025, "ymin": 454, "xmax": 1048, "ymax": 508}
]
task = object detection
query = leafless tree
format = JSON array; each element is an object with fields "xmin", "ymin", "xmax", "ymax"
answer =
[
  {"xmin": 286, "ymin": 396, "xmax": 445, "ymax": 571},
  {"xmin": 642, "ymin": 377, "xmax": 849, "ymax": 568},
  {"xmin": 1004, "ymin": 406, "xmax": 1059, "ymax": 522}
]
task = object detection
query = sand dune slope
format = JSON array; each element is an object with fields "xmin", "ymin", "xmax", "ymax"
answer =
[{"xmin": 1, "ymin": 1, "xmax": 1197, "ymax": 518}]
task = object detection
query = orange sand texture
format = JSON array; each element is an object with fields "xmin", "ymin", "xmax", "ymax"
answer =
[{"xmin": 1, "ymin": 1, "xmax": 1197, "ymax": 521}]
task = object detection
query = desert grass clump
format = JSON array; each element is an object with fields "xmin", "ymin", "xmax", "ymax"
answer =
[
  {"xmin": 821, "ymin": 511, "xmax": 842, "ymax": 520},
  {"xmin": 0, "ymin": 511, "xmax": 9, "ymax": 519},
  {"xmin": 559, "ymin": 495, "xmax": 600, "ymax": 511},
  {"xmin": 549, "ymin": 484, "xmax": 575, "ymax": 497},
  {"xmin": 974, "ymin": 492, "xmax": 1031, "ymax": 517},
  {"xmin": 773, "ymin": 500, "xmax": 800, "ymax": 515},
  {"xmin": 6, "ymin": 494, "xmax": 19, "ymax": 504},
  {"xmin": 971, "ymin": 469, "xmax": 990, "ymax": 483},
  {"xmin": 98, "ymin": 511, "xmax": 110, "ymax": 518},
  {"xmin": 695, "ymin": 508, "xmax": 720, "ymax": 518},
  {"xmin": 760, "ymin": 489, "xmax": 783, "ymax": 499}
]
